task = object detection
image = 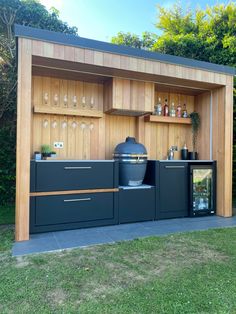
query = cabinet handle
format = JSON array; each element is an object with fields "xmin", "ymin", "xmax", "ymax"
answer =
[
  {"xmin": 165, "ymin": 166, "xmax": 185, "ymax": 169},
  {"xmin": 64, "ymin": 166, "xmax": 92, "ymax": 170},
  {"xmin": 64, "ymin": 198, "xmax": 91, "ymax": 202}
]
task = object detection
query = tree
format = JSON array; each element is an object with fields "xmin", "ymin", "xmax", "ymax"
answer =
[
  {"xmin": 0, "ymin": 0, "xmax": 78, "ymax": 204},
  {"xmin": 153, "ymin": 3, "xmax": 236, "ymax": 66},
  {"xmin": 111, "ymin": 31, "xmax": 157, "ymax": 50}
]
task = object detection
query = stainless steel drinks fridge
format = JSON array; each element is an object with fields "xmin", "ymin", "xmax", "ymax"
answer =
[{"xmin": 190, "ymin": 163, "xmax": 216, "ymax": 216}]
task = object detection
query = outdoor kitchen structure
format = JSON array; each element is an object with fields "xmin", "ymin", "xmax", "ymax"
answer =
[{"xmin": 15, "ymin": 24, "xmax": 235, "ymax": 241}]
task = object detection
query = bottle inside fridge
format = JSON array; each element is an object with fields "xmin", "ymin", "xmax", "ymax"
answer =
[{"xmin": 190, "ymin": 164, "xmax": 216, "ymax": 216}]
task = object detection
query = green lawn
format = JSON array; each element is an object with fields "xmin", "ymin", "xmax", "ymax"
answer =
[
  {"xmin": 1, "ymin": 225, "xmax": 236, "ymax": 313},
  {"xmin": 0, "ymin": 204, "xmax": 15, "ymax": 225}
]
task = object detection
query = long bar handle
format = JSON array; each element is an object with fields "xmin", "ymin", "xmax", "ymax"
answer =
[
  {"xmin": 165, "ymin": 165, "xmax": 185, "ymax": 169},
  {"xmin": 64, "ymin": 198, "xmax": 91, "ymax": 202},
  {"xmin": 64, "ymin": 166, "xmax": 92, "ymax": 170}
]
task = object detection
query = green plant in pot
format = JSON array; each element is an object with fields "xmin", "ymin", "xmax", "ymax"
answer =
[
  {"xmin": 41, "ymin": 144, "xmax": 52, "ymax": 159},
  {"xmin": 189, "ymin": 112, "xmax": 200, "ymax": 160},
  {"xmin": 50, "ymin": 151, "xmax": 57, "ymax": 158}
]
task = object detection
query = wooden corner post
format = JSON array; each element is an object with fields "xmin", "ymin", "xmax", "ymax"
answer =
[
  {"xmin": 15, "ymin": 38, "xmax": 32, "ymax": 241},
  {"xmin": 212, "ymin": 81, "xmax": 233, "ymax": 217}
]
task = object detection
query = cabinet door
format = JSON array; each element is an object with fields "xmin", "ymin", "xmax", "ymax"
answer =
[
  {"xmin": 119, "ymin": 187, "xmax": 155, "ymax": 223},
  {"xmin": 113, "ymin": 78, "xmax": 131, "ymax": 110},
  {"xmin": 104, "ymin": 78, "xmax": 154, "ymax": 114},
  {"xmin": 157, "ymin": 163, "xmax": 188, "ymax": 219}
]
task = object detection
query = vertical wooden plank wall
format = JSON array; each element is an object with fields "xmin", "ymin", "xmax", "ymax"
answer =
[
  {"xmin": 15, "ymin": 38, "xmax": 32, "ymax": 241},
  {"xmin": 195, "ymin": 92, "xmax": 211, "ymax": 160},
  {"xmin": 31, "ymin": 76, "xmax": 103, "ymax": 159},
  {"xmin": 105, "ymin": 115, "xmax": 137, "ymax": 159}
]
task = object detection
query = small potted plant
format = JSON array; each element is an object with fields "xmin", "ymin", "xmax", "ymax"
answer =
[
  {"xmin": 189, "ymin": 112, "xmax": 200, "ymax": 160},
  {"xmin": 41, "ymin": 144, "xmax": 52, "ymax": 159},
  {"xmin": 50, "ymin": 151, "xmax": 57, "ymax": 158}
]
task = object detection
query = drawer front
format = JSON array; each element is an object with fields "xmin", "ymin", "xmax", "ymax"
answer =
[
  {"xmin": 35, "ymin": 162, "xmax": 114, "ymax": 191},
  {"xmin": 30, "ymin": 192, "xmax": 116, "ymax": 233}
]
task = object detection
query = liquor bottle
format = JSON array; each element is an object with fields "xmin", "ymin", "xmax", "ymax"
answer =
[
  {"xmin": 156, "ymin": 97, "xmax": 162, "ymax": 116},
  {"xmin": 163, "ymin": 99, "xmax": 169, "ymax": 116},
  {"xmin": 176, "ymin": 103, "xmax": 182, "ymax": 118},
  {"xmin": 182, "ymin": 104, "xmax": 188, "ymax": 118},
  {"xmin": 154, "ymin": 97, "xmax": 162, "ymax": 115},
  {"xmin": 170, "ymin": 102, "xmax": 176, "ymax": 117}
]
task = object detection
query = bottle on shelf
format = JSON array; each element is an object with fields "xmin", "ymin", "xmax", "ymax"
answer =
[
  {"xmin": 181, "ymin": 143, "xmax": 188, "ymax": 160},
  {"xmin": 163, "ymin": 99, "xmax": 169, "ymax": 116},
  {"xmin": 176, "ymin": 103, "xmax": 182, "ymax": 118},
  {"xmin": 182, "ymin": 103, "xmax": 188, "ymax": 118},
  {"xmin": 154, "ymin": 97, "xmax": 162, "ymax": 116},
  {"xmin": 169, "ymin": 102, "xmax": 176, "ymax": 117}
]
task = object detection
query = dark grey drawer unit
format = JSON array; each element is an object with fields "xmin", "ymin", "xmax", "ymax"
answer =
[
  {"xmin": 157, "ymin": 162, "xmax": 189, "ymax": 219},
  {"xmin": 30, "ymin": 192, "xmax": 118, "ymax": 233},
  {"xmin": 119, "ymin": 186, "xmax": 155, "ymax": 223},
  {"xmin": 30, "ymin": 160, "xmax": 119, "ymax": 233},
  {"xmin": 31, "ymin": 161, "xmax": 117, "ymax": 192}
]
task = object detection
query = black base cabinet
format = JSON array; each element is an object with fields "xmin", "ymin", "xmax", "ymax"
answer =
[
  {"xmin": 118, "ymin": 186, "xmax": 155, "ymax": 223},
  {"xmin": 145, "ymin": 160, "xmax": 216, "ymax": 220},
  {"xmin": 30, "ymin": 160, "xmax": 216, "ymax": 234},
  {"xmin": 157, "ymin": 162, "xmax": 189, "ymax": 219},
  {"xmin": 30, "ymin": 192, "xmax": 118, "ymax": 233}
]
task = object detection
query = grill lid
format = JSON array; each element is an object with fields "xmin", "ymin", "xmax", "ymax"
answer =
[{"xmin": 114, "ymin": 137, "xmax": 147, "ymax": 156}]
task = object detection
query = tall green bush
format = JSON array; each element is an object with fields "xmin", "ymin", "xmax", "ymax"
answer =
[{"xmin": 0, "ymin": 126, "xmax": 16, "ymax": 204}]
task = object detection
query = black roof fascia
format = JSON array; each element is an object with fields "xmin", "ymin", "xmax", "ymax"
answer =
[{"xmin": 14, "ymin": 24, "xmax": 236, "ymax": 76}]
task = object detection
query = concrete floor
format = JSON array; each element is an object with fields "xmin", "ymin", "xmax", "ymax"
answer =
[{"xmin": 12, "ymin": 215, "xmax": 236, "ymax": 256}]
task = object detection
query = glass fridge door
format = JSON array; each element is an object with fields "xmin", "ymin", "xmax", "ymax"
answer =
[{"xmin": 192, "ymin": 168, "xmax": 213, "ymax": 213}]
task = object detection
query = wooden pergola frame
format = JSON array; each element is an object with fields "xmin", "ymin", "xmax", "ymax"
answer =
[{"xmin": 15, "ymin": 25, "xmax": 235, "ymax": 241}]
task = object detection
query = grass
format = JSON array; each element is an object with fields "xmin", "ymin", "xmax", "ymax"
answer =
[
  {"xmin": 0, "ymin": 204, "xmax": 15, "ymax": 225},
  {"xmin": 1, "ymin": 226, "xmax": 236, "ymax": 313}
]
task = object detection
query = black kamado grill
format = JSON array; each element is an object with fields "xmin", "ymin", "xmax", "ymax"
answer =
[{"xmin": 113, "ymin": 137, "xmax": 148, "ymax": 186}]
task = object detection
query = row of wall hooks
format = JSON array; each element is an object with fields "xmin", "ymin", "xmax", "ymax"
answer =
[
  {"xmin": 43, "ymin": 93, "xmax": 95, "ymax": 108},
  {"xmin": 42, "ymin": 119, "xmax": 95, "ymax": 130}
]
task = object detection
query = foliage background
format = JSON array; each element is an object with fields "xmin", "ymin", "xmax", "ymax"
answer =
[{"xmin": 0, "ymin": 1, "xmax": 235, "ymax": 206}]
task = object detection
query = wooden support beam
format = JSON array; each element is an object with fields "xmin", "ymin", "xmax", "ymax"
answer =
[
  {"xmin": 223, "ymin": 82, "xmax": 233, "ymax": 216},
  {"xmin": 212, "ymin": 84, "xmax": 233, "ymax": 217},
  {"xmin": 15, "ymin": 38, "xmax": 32, "ymax": 241}
]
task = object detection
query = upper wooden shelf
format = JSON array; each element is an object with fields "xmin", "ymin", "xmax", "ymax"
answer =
[
  {"xmin": 144, "ymin": 115, "xmax": 191, "ymax": 125},
  {"xmin": 34, "ymin": 106, "xmax": 103, "ymax": 118}
]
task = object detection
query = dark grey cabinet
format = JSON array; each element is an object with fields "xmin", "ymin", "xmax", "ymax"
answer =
[
  {"xmin": 119, "ymin": 186, "xmax": 155, "ymax": 223},
  {"xmin": 30, "ymin": 160, "xmax": 119, "ymax": 233},
  {"xmin": 30, "ymin": 192, "xmax": 118, "ymax": 233},
  {"xmin": 157, "ymin": 162, "xmax": 188, "ymax": 219}
]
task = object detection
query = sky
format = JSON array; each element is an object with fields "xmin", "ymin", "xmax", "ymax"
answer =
[{"xmin": 40, "ymin": 0, "xmax": 230, "ymax": 42}]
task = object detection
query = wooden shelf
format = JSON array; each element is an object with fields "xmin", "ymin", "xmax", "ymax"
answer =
[
  {"xmin": 144, "ymin": 115, "xmax": 191, "ymax": 125},
  {"xmin": 34, "ymin": 106, "xmax": 103, "ymax": 118}
]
